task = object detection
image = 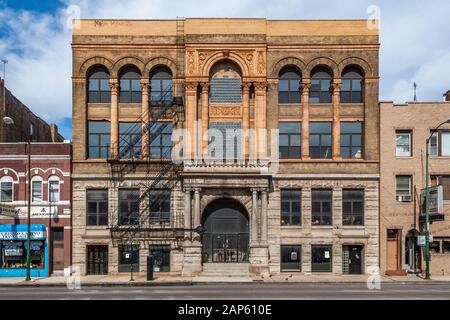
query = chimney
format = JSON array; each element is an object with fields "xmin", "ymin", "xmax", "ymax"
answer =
[
  {"xmin": 444, "ymin": 90, "xmax": 450, "ymax": 102},
  {"xmin": 50, "ymin": 123, "xmax": 58, "ymax": 142}
]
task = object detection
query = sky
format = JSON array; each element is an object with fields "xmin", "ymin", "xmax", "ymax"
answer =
[{"xmin": 0, "ymin": 0, "xmax": 450, "ymax": 140}]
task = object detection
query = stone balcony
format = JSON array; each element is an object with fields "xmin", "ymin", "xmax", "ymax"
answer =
[{"xmin": 182, "ymin": 158, "xmax": 272, "ymax": 174}]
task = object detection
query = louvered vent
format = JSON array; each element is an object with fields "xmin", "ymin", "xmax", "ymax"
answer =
[{"xmin": 210, "ymin": 77, "xmax": 242, "ymax": 104}]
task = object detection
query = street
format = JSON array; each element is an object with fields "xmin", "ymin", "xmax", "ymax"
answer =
[{"xmin": 0, "ymin": 283, "xmax": 449, "ymax": 300}]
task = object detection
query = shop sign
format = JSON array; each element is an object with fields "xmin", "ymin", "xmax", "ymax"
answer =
[
  {"xmin": 418, "ymin": 236, "xmax": 426, "ymax": 246},
  {"xmin": 0, "ymin": 231, "xmax": 46, "ymax": 240},
  {"xmin": 291, "ymin": 251, "xmax": 298, "ymax": 261},
  {"xmin": 0, "ymin": 204, "xmax": 19, "ymax": 218},
  {"xmin": 15, "ymin": 206, "xmax": 63, "ymax": 218},
  {"xmin": 324, "ymin": 251, "xmax": 330, "ymax": 259},
  {"xmin": 420, "ymin": 186, "xmax": 444, "ymax": 217}
]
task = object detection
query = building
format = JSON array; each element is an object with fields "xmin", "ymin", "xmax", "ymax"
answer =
[
  {"xmin": 0, "ymin": 143, "xmax": 71, "ymax": 277},
  {"xmin": 71, "ymin": 18, "xmax": 380, "ymax": 278},
  {"xmin": 0, "ymin": 77, "xmax": 64, "ymax": 143},
  {"xmin": 380, "ymin": 99, "xmax": 450, "ymax": 276}
]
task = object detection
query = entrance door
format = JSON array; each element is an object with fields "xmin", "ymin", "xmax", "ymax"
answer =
[
  {"xmin": 406, "ymin": 230, "xmax": 422, "ymax": 273},
  {"xmin": 202, "ymin": 199, "xmax": 249, "ymax": 263},
  {"xmin": 348, "ymin": 246, "xmax": 363, "ymax": 275},
  {"xmin": 52, "ymin": 228, "xmax": 64, "ymax": 272},
  {"xmin": 387, "ymin": 229, "xmax": 400, "ymax": 271},
  {"xmin": 87, "ymin": 245, "xmax": 108, "ymax": 275}
]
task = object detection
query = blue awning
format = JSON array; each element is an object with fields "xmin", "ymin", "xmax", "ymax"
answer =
[{"xmin": 0, "ymin": 224, "xmax": 47, "ymax": 240}]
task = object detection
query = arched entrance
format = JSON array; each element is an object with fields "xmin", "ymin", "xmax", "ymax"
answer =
[{"xmin": 202, "ymin": 198, "xmax": 249, "ymax": 263}]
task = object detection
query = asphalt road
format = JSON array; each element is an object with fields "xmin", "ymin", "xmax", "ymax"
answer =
[{"xmin": 0, "ymin": 283, "xmax": 449, "ymax": 300}]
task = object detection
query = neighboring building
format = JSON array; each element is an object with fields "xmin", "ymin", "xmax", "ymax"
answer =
[
  {"xmin": 0, "ymin": 143, "xmax": 71, "ymax": 277},
  {"xmin": 0, "ymin": 77, "xmax": 64, "ymax": 143},
  {"xmin": 71, "ymin": 19, "xmax": 380, "ymax": 278},
  {"xmin": 380, "ymin": 100, "xmax": 450, "ymax": 276}
]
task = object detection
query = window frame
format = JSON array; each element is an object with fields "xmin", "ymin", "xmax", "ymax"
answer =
[
  {"xmin": 31, "ymin": 177, "xmax": 43, "ymax": 203},
  {"xmin": 342, "ymin": 189, "xmax": 365, "ymax": 226},
  {"xmin": 0, "ymin": 177, "xmax": 13, "ymax": 203},
  {"xmin": 311, "ymin": 189, "xmax": 333, "ymax": 226},
  {"xmin": 395, "ymin": 175, "xmax": 412, "ymax": 201},
  {"xmin": 431, "ymin": 175, "xmax": 450, "ymax": 201},
  {"xmin": 88, "ymin": 68, "xmax": 111, "ymax": 104},
  {"xmin": 311, "ymin": 245, "xmax": 333, "ymax": 273},
  {"xmin": 280, "ymin": 189, "xmax": 302, "ymax": 226},
  {"xmin": 279, "ymin": 122, "xmax": 301, "ymax": 159},
  {"xmin": 48, "ymin": 176, "xmax": 60, "ymax": 203},
  {"xmin": 340, "ymin": 68, "xmax": 364, "ymax": 103},
  {"xmin": 341, "ymin": 122, "xmax": 364, "ymax": 159},
  {"xmin": 430, "ymin": 130, "xmax": 450, "ymax": 157},
  {"xmin": 118, "ymin": 189, "xmax": 140, "ymax": 226},
  {"xmin": 86, "ymin": 189, "xmax": 109, "ymax": 226},
  {"xmin": 119, "ymin": 68, "xmax": 142, "ymax": 104},
  {"xmin": 280, "ymin": 245, "xmax": 302, "ymax": 272},
  {"xmin": 150, "ymin": 67, "xmax": 173, "ymax": 104},
  {"xmin": 309, "ymin": 122, "xmax": 332, "ymax": 159},
  {"xmin": 396, "ymin": 130, "xmax": 412, "ymax": 157},
  {"xmin": 149, "ymin": 189, "xmax": 171, "ymax": 223},
  {"xmin": 310, "ymin": 67, "xmax": 333, "ymax": 104},
  {"xmin": 149, "ymin": 122, "xmax": 173, "ymax": 159},
  {"xmin": 87, "ymin": 121, "xmax": 111, "ymax": 159},
  {"xmin": 119, "ymin": 122, "xmax": 142, "ymax": 159},
  {"xmin": 278, "ymin": 67, "xmax": 301, "ymax": 104}
]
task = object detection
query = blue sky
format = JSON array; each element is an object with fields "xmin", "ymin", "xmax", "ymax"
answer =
[{"xmin": 1, "ymin": 0, "xmax": 450, "ymax": 141}]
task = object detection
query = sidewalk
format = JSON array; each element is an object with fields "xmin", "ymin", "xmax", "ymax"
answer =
[{"xmin": 1, "ymin": 274, "xmax": 450, "ymax": 287}]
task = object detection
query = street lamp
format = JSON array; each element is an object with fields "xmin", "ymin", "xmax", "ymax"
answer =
[
  {"xmin": 425, "ymin": 117, "xmax": 450, "ymax": 280},
  {"xmin": 2, "ymin": 116, "xmax": 32, "ymax": 281}
]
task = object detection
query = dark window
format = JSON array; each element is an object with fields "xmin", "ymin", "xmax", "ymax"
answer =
[
  {"xmin": 119, "ymin": 122, "xmax": 142, "ymax": 159},
  {"xmin": 88, "ymin": 67, "xmax": 110, "ymax": 103},
  {"xmin": 149, "ymin": 245, "xmax": 171, "ymax": 272},
  {"xmin": 310, "ymin": 122, "xmax": 332, "ymax": 159},
  {"xmin": 311, "ymin": 245, "xmax": 333, "ymax": 272},
  {"xmin": 310, "ymin": 66, "xmax": 332, "ymax": 103},
  {"xmin": 341, "ymin": 122, "xmax": 363, "ymax": 159},
  {"xmin": 278, "ymin": 67, "xmax": 301, "ymax": 104},
  {"xmin": 119, "ymin": 67, "xmax": 142, "ymax": 103},
  {"xmin": 209, "ymin": 62, "xmax": 242, "ymax": 104},
  {"xmin": 430, "ymin": 131, "xmax": 450, "ymax": 157},
  {"xmin": 118, "ymin": 245, "xmax": 140, "ymax": 272},
  {"xmin": 312, "ymin": 189, "xmax": 332, "ymax": 226},
  {"xmin": 88, "ymin": 121, "xmax": 110, "ymax": 159},
  {"xmin": 443, "ymin": 239, "xmax": 450, "ymax": 254},
  {"xmin": 432, "ymin": 176, "xmax": 450, "ymax": 200},
  {"xmin": 150, "ymin": 67, "xmax": 173, "ymax": 104},
  {"xmin": 86, "ymin": 189, "xmax": 108, "ymax": 226},
  {"xmin": 150, "ymin": 189, "xmax": 171, "ymax": 223},
  {"xmin": 281, "ymin": 245, "xmax": 301, "ymax": 272},
  {"xmin": 279, "ymin": 122, "xmax": 301, "ymax": 159},
  {"xmin": 52, "ymin": 229, "xmax": 64, "ymax": 242},
  {"xmin": 119, "ymin": 189, "xmax": 140, "ymax": 226},
  {"xmin": 342, "ymin": 189, "xmax": 364, "ymax": 226},
  {"xmin": 149, "ymin": 122, "xmax": 173, "ymax": 159},
  {"xmin": 281, "ymin": 189, "xmax": 301, "ymax": 226},
  {"xmin": 0, "ymin": 181, "xmax": 13, "ymax": 202},
  {"xmin": 430, "ymin": 241, "xmax": 441, "ymax": 254},
  {"xmin": 341, "ymin": 67, "xmax": 363, "ymax": 103}
]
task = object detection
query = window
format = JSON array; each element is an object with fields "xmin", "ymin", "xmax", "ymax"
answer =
[
  {"xmin": 311, "ymin": 189, "xmax": 332, "ymax": 226},
  {"xmin": 150, "ymin": 189, "xmax": 171, "ymax": 223},
  {"xmin": 150, "ymin": 67, "xmax": 173, "ymax": 104},
  {"xmin": 281, "ymin": 190, "xmax": 301, "ymax": 226},
  {"xmin": 149, "ymin": 245, "xmax": 171, "ymax": 272},
  {"xmin": 31, "ymin": 177, "xmax": 42, "ymax": 203},
  {"xmin": 396, "ymin": 176, "xmax": 412, "ymax": 201},
  {"xmin": 342, "ymin": 189, "xmax": 364, "ymax": 226},
  {"xmin": 88, "ymin": 121, "xmax": 110, "ymax": 159},
  {"xmin": 0, "ymin": 240, "xmax": 45, "ymax": 269},
  {"xmin": 310, "ymin": 66, "xmax": 332, "ymax": 103},
  {"xmin": 208, "ymin": 122, "xmax": 242, "ymax": 161},
  {"xmin": 430, "ymin": 131, "xmax": 450, "ymax": 157},
  {"xmin": 429, "ymin": 237, "xmax": 450, "ymax": 254},
  {"xmin": 396, "ymin": 131, "xmax": 412, "ymax": 157},
  {"xmin": 341, "ymin": 66, "xmax": 363, "ymax": 103},
  {"xmin": 0, "ymin": 177, "xmax": 13, "ymax": 202},
  {"xmin": 119, "ymin": 189, "xmax": 140, "ymax": 226},
  {"xmin": 86, "ymin": 189, "xmax": 108, "ymax": 226},
  {"xmin": 341, "ymin": 122, "xmax": 363, "ymax": 159},
  {"xmin": 278, "ymin": 67, "xmax": 301, "ymax": 104},
  {"xmin": 119, "ymin": 122, "xmax": 142, "ymax": 159},
  {"xmin": 30, "ymin": 123, "xmax": 37, "ymax": 142},
  {"xmin": 48, "ymin": 177, "xmax": 60, "ymax": 203},
  {"xmin": 431, "ymin": 176, "xmax": 450, "ymax": 200},
  {"xmin": 149, "ymin": 122, "xmax": 173, "ymax": 159},
  {"xmin": 430, "ymin": 241, "xmax": 441, "ymax": 254},
  {"xmin": 310, "ymin": 122, "xmax": 332, "ymax": 159},
  {"xmin": 209, "ymin": 62, "xmax": 242, "ymax": 104},
  {"xmin": 281, "ymin": 245, "xmax": 301, "ymax": 272},
  {"xmin": 443, "ymin": 239, "xmax": 450, "ymax": 254},
  {"xmin": 311, "ymin": 245, "xmax": 333, "ymax": 272},
  {"xmin": 279, "ymin": 122, "xmax": 301, "ymax": 159},
  {"xmin": 119, "ymin": 66, "xmax": 142, "ymax": 103},
  {"xmin": 88, "ymin": 67, "xmax": 110, "ymax": 103},
  {"xmin": 118, "ymin": 244, "xmax": 140, "ymax": 272}
]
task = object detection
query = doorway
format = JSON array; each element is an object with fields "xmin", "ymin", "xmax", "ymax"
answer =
[
  {"xmin": 343, "ymin": 245, "xmax": 364, "ymax": 275},
  {"xmin": 86, "ymin": 245, "xmax": 108, "ymax": 275},
  {"xmin": 406, "ymin": 229, "xmax": 422, "ymax": 274},
  {"xmin": 387, "ymin": 229, "xmax": 401, "ymax": 272},
  {"xmin": 52, "ymin": 228, "xmax": 64, "ymax": 273}
]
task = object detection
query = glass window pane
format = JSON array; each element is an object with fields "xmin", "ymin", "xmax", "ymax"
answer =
[
  {"xmin": 342, "ymin": 79, "xmax": 351, "ymax": 91},
  {"xmin": 89, "ymin": 79, "xmax": 99, "ymax": 91},
  {"xmin": 352, "ymin": 79, "xmax": 362, "ymax": 91},
  {"xmin": 442, "ymin": 132, "xmax": 450, "ymax": 156},
  {"xmin": 279, "ymin": 80, "xmax": 289, "ymax": 91}
]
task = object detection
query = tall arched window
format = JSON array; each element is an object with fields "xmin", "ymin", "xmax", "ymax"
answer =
[
  {"xmin": 31, "ymin": 176, "xmax": 43, "ymax": 203},
  {"xmin": 48, "ymin": 175, "xmax": 60, "ymax": 203},
  {"xmin": 88, "ymin": 66, "xmax": 110, "ymax": 103},
  {"xmin": 310, "ymin": 66, "xmax": 333, "ymax": 103},
  {"xmin": 150, "ymin": 66, "xmax": 173, "ymax": 104},
  {"xmin": 209, "ymin": 61, "xmax": 242, "ymax": 104},
  {"xmin": 341, "ymin": 66, "xmax": 364, "ymax": 103},
  {"xmin": 119, "ymin": 66, "xmax": 142, "ymax": 103},
  {"xmin": 0, "ymin": 176, "xmax": 13, "ymax": 203},
  {"xmin": 279, "ymin": 67, "xmax": 301, "ymax": 104}
]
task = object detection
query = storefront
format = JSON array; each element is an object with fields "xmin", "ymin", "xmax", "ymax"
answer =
[{"xmin": 0, "ymin": 224, "xmax": 49, "ymax": 277}]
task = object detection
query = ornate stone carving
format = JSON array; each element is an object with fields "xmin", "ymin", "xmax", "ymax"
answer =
[
  {"xmin": 209, "ymin": 106, "xmax": 242, "ymax": 117},
  {"xmin": 187, "ymin": 51, "xmax": 195, "ymax": 75},
  {"xmin": 257, "ymin": 51, "xmax": 265, "ymax": 75},
  {"xmin": 200, "ymin": 82, "xmax": 210, "ymax": 92},
  {"xmin": 109, "ymin": 81, "xmax": 119, "ymax": 93},
  {"xmin": 253, "ymin": 81, "xmax": 268, "ymax": 91},
  {"xmin": 185, "ymin": 81, "xmax": 198, "ymax": 91},
  {"xmin": 242, "ymin": 82, "xmax": 252, "ymax": 93}
]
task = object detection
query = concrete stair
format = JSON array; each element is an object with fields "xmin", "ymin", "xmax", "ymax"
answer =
[{"xmin": 193, "ymin": 263, "xmax": 253, "ymax": 282}]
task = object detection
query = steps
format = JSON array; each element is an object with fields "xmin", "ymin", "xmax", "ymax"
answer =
[{"xmin": 194, "ymin": 263, "xmax": 253, "ymax": 282}]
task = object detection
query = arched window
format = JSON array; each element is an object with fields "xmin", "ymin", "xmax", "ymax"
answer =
[
  {"xmin": 48, "ymin": 175, "xmax": 60, "ymax": 203},
  {"xmin": 150, "ymin": 66, "xmax": 173, "ymax": 104},
  {"xmin": 88, "ymin": 66, "xmax": 110, "ymax": 103},
  {"xmin": 209, "ymin": 61, "xmax": 242, "ymax": 104},
  {"xmin": 341, "ymin": 66, "xmax": 364, "ymax": 103},
  {"xmin": 119, "ymin": 66, "xmax": 142, "ymax": 103},
  {"xmin": 31, "ymin": 176, "xmax": 43, "ymax": 203},
  {"xmin": 278, "ymin": 67, "xmax": 301, "ymax": 104},
  {"xmin": 310, "ymin": 66, "xmax": 333, "ymax": 103},
  {"xmin": 0, "ymin": 176, "xmax": 13, "ymax": 203}
]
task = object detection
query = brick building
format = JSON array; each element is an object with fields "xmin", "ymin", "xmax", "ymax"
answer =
[
  {"xmin": 71, "ymin": 19, "xmax": 380, "ymax": 278},
  {"xmin": 0, "ymin": 143, "xmax": 71, "ymax": 277},
  {"xmin": 380, "ymin": 100, "xmax": 450, "ymax": 276}
]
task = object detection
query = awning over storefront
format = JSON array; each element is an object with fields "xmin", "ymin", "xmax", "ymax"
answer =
[{"xmin": 0, "ymin": 224, "xmax": 47, "ymax": 240}]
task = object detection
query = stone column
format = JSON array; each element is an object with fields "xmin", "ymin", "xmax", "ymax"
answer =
[
  {"xmin": 332, "ymin": 79, "xmax": 342, "ymax": 160},
  {"xmin": 193, "ymin": 188, "xmax": 201, "ymax": 242},
  {"xmin": 184, "ymin": 188, "xmax": 192, "ymax": 241},
  {"xmin": 242, "ymin": 82, "xmax": 251, "ymax": 160},
  {"xmin": 200, "ymin": 82, "xmax": 209, "ymax": 159},
  {"xmin": 260, "ymin": 189, "xmax": 268, "ymax": 244},
  {"xmin": 141, "ymin": 78, "xmax": 150, "ymax": 159},
  {"xmin": 254, "ymin": 82, "xmax": 267, "ymax": 159},
  {"xmin": 301, "ymin": 79, "xmax": 311, "ymax": 160},
  {"xmin": 251, "ymin": 188, "xmax": 259, "ymax": 244},
  {"xmin": 182, "ymin": 187, "xmax": 202, "ymax": 276},
  {"xmin": 109, "ymin": 79, "xmax": 119, "ymax": 159},
  {"xmin": 185, "ymin": 82, "xmax": 198, "ymax": 160}
]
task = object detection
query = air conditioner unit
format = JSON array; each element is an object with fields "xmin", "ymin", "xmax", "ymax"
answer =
[{"xmin": 397, "ymin": 196, "xmax": 412, "ymax": 202}]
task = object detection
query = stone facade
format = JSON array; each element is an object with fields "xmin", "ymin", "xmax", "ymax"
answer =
[{"xmin": 71, "ymin": 19, "xmax": 380, "ymax": 277}]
